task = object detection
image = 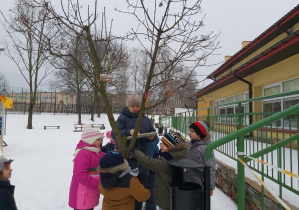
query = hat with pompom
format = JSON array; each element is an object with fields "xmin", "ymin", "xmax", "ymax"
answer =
[
  {"xmin": 105, "ymin": 130, "xmax": 112, "ymax": 139},
  {"xmin": 161, "ymin": 130, "xmax": 184, "ymax": 147},
  {"xmin": 81, "ymin": 124, "xmax": 104, "ymax": 145},
  {"xmin": 0, "ymin": 158, "xmax": 13, "ymax": 171},
  {"xmin": 189, "ymin": 121, "xmax": 209, "ymax": 139},
  {"xmin": 126, "ymin": 95, "xmax": 141, "ymax": 107}
]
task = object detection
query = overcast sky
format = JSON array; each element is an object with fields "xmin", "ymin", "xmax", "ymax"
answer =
[{"xmin": 0, "ymin": 0, "xmax": 298, "ymax": 92}]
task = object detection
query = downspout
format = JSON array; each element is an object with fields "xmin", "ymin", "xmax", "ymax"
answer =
[{"xmin": 233, "ymin": 72, "xmax": 253, "ymax": 127}]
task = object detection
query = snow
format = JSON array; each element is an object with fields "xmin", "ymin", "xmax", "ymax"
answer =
[{"xmin": 2, "ymin": 113, "xmax": 237, "ymax": 210}]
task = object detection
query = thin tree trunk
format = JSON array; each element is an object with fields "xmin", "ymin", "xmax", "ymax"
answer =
[
  {"xmin": 77, "ymin": 90, "xmax": 82, "ymax": 124},
  {"xmin": 27, "ymin": 102, "xmax": 34, "ymax": 129}
]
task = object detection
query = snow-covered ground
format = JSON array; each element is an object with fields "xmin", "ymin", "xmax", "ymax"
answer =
[{"xmin": 1, "ymin": 113, "xmax": 237, "ymax": 210}]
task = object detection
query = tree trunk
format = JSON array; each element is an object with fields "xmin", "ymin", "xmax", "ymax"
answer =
[
  {"xmin": 97, "ymin": 95, "xmax": 101, "ymax": 118},
  {"xmin": 27, "ymin": 102, "xmax": 34, "ymax": 129},
  {"xmin": 77, "ymin": 90, "xmax": 82, "ymax": 124},
  {"xmin": 90, "ymin": 94, "xmax": 95, "ymax": 121}
]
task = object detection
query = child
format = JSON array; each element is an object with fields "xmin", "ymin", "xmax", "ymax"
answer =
[
  {"xmin": 0, "ymin": 158, "xmax": 17, "ymax": 210},
  {"xmin": 69, "ymin": 125, "xmax": 105, "ymax": 210},
  {"xmin": 131, "ymin": 130, "xmax": 188, "ymax": 210},
  {"xmin": 186, "ymin": 121, "xmax": 216, "ymax": 196},
  {"xmin": 97, "ymin": 151, "xmax": 151, "ymax": 210},
  {"xmin": 101, "ymin": 130, "xmax": 115, "ymax": 153}
]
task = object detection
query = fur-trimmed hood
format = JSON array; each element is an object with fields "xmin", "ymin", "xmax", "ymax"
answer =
[
  {"xmin": 98, "ymin": 160, "xmax": 138, "ymax": 189},
  {"xmin": 168, "ymin": 141, "xmax": 188, "ymax": 152},
  {"xmin": 97, "ymin": 160, "xmax": 128, "ymax": 174},
  {"xmin": 168, "ymin": 142, "xmax": 188, "ymax": 159}
]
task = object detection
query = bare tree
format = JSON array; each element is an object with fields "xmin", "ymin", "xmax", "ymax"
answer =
[
  {"xmin": 49, "ymin": 60, "xmax": 88, "ymax": 124},
  {"xmin": 0, "ymin": 0, "xmax": 54, "ymax": 129},
  {"xmin": 32, "ymin": 0, "xmax": 218, "ymax": 158},
  {"xmin": 31, "ymin": 0, "xmax": 132, "ymax": 155},
  {"xmin": 0, "ymin": 72, "xmax": 9, "ymax": 92}
]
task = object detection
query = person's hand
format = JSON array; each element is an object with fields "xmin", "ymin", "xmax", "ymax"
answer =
[
  {"xmin": 129, "ymin": 147, "xmax": 137, "ymax": 158},
  {"xmin": 147, "ymin": 135, "xmax": 156, "ymax": 140},
  {"xmin": 210, "ymin": 189, "xmax": 214, "ymax": 196},
  {"xmin": 130, "ymin": 129, "xmax": 140, "ymax": 136}
]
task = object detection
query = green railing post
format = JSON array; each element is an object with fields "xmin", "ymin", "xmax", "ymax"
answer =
[
  {"xmin": 184, "ymin": 112, "xmax": 187, "ymax": 136},
  {"xmin": 237, "ymin": 102, "xmax": 245, "ymax": 210}
]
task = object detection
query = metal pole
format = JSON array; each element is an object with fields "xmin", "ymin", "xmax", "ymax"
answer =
[
  {"xmin": 237, "ymin": 102, "xmax": 245, "ymax": 210},
  {"xmin": 203, "ymin": 166, "xmax": 211, "ymax": 210}
]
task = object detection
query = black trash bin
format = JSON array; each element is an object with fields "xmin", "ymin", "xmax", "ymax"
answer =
[
  {"xmin": 171, "ymin": 182, "xmax": 202, "ymax": 210},
  {"xmin": 168, "ymin": 158, "xmax": 210, "ymax": 210}
]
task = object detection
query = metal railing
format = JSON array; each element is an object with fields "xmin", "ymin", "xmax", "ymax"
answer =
[{"xmin": 160, "ymin": 90, "xmax": 299, "ymax": 209}]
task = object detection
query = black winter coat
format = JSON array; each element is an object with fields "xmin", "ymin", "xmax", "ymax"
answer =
[
  {"xmin": 101, "ymin": 142, "xmax": 115, "ymax": 153},
  {"xmin": 0, "ymin": 180, "xmax": 18, "ymax": 210},
  {"xmin": 112, "ymin": 107, "xmax": 158, "ymax": 175}
]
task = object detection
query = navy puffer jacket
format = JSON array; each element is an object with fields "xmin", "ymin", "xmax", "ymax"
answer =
[
  {"xmin": 112, "ymin": 107, "xmax": 158, "ymax": 175},
  {"xmin": 0, "ymin": 180, "xmax": 18, "ymax": 210}
]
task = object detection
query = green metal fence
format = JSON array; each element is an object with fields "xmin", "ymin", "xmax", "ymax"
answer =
[{"xmin": 160, "ymin": 90, "xmax": 299, "ymax": 209}]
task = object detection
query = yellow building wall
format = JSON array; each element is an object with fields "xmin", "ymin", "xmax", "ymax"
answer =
[
  {"xmin": 196, "ymin": 101, "xmax": 208, "ymax": 118},
  {"xmin": 201, "ymin": 54, "xmax": 299, "ymax": 111},
  {"xmin": 216, "ymin": 22, "xmax": 299, "ymax": 80},
  {"xmin": 204, "ymin": 81, "xmax": 248, "ymax": 102},
  {"xmin": 248, "ymin": 55, "xmax": 299, "ymax": 87}
]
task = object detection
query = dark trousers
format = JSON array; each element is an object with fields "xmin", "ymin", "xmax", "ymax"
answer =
[
  {"xmin": 135, "ymin": 174, "xmax": 148, "ymax": 210},
  {"xmin": 145, "ymin": 172, "xmax": 156, "ymax": 210}
]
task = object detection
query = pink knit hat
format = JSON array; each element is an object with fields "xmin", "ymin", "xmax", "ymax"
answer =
[
  {"xmin": 106, "ymin": 130, "xmax": 112, "ymax": 139},
  {"xmin": 81, "ymin": 124, "xmax": 104, "ymax": 145}
]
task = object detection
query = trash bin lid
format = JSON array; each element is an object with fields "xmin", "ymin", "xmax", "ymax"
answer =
[{"xmin": 167, "ymin": 158, "xmax": 204, "ymax": 168}]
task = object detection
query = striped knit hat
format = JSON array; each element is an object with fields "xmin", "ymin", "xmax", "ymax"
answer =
[
  {"xmin": 81, "ymin": 124, "xmax": 104, "ymax": 145},
  {"xmin": 161, "ymin": 130, "xmax": 183, "ymax": 147},
  {"xmin": 189, "ymin": 121, "xmax": 209, "ymax": 139}
]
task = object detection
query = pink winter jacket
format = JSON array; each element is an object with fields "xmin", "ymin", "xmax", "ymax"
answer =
[{"xmin": 69, "ymin": 140, "xmax": 105, "ymax": 209}]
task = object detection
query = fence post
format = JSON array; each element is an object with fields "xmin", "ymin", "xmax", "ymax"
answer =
[
  {"xmin": 24, "ymin": 90, "xmax": 27, "ymax": 114},
  {"xmin": 40, "ymin": 90, "xmax": 42, "ymax": 114},
  {"xmin": 50, "ymin": 92, "xmax": 53, "ymax": 113},
  {"xmin": 21, "ymin": 88, "xmax": 23, "ymax": 112},
  {"xmin": 237, "ymin": 102, "xmax": 245, "ymax": 209},
  {"xmin": 54, "ymin": 90, "xmax": 56, "ymax": 115}
]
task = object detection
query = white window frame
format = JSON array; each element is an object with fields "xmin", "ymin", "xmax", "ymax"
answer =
[{"xmin": 262, "ymin": 77, "xmax": 299, "ymax": 129}]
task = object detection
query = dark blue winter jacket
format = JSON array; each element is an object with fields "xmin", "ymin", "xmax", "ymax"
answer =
[
  {"xmin": 0, "ymin": 180, "xmax": 17, "ymax": 210},
  {"xmin": 112, "ymin": 107, "xmax": 158, "ymax": 175},
  {"xmin": 148, "ymin": 138, "xmax": 159, "ymax": 158}
]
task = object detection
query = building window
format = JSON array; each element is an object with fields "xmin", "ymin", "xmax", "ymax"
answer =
[
  {"xmin": 264, "ymin": 85, "xmax": 280, "ymax": 96},
  {"xmin": 263, "ymin": 77, "xmax": 299, "ymax": 129},
  {"xmin": 283, "ymin": 96, "xmax": 299, "ymax": 128},
  {"xmin": 214, "ymin": 92, "xmax": 249, "ymax": 124}
]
